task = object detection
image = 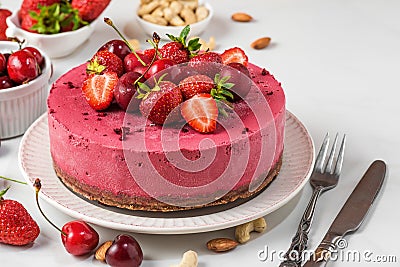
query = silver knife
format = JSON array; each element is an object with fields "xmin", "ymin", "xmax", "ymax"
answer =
[{"xmin": 302, "ymin": 160, "xmax": 386, "ymax": 267}]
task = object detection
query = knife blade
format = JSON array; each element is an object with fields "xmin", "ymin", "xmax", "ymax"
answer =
[{"xmin": 302, "ymin": 160, "xmax": 386, "ymax": 267}]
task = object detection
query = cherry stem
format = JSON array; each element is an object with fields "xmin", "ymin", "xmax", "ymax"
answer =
[
  {"xmin": 33, "ymin": 178, "xmax": 67, "ymax": 236},
  {"xmin": 103, "ymin": 17, "xmax": 147, "ymax": 66},
  {"xmin": 0, "ymin": 175, "xmax": 28, "ymax": 185},
  {"xmin": 134, "ymin": 32, "xmax": 161, "ymax": 85}
]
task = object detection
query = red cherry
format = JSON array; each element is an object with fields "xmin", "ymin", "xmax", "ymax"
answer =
[
  {"xmin": 34, "ymin": 179, "xmax": 99, "ymax": 256},
  {"xmin": 7, "ymin": 50, "xmax": 40, "ymax": 84},
  {"xmin": 0, "ymin": 53, "xmax": 6, "ymax": 73},
  {"xmin": 124, "ymin": 52, "xmax": 150, "ymax": 73},
  {"xmin": 0, "ymin": 76, "xmax": 15, "ymax": 89},
  {"xmin": 144, "ymin": 58, "xmax": 175, "ymax": 80},
  {"xmin": 22, "ymin": 47, "xmax": 44, "ymax": 67},
  {"xmin": 105, "ymin": 234, "xmax": 143, "ymax": 267},
  {"xmin": 99, "ymin": 39, "xmax": 131, "ymax": 60},
  {"xmin": 61, "ymin": 220, "xmax": 99, "ymax": 256},
  {"xmin": 114, "ymin": 71, "xmax": 145, "ymax": 111}
]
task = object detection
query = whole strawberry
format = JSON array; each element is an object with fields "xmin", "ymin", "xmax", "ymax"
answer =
[
  {"xmin": 71, "ymin": 0, "xmax": 111, "ymax": 22},
  {"xmin": 0, "ymin": 187, "xmax": 40, "ymax": 246},
  {"xmin": 138, "ymin": 76, "xmax": 183, "ymax": 125},
  {"xmin": 160, "ymin": 25, "xmax": 201, "ymax": 64},
  {"xmin": 179, "ymin": 74, "xmax": 214, "ymax": 100},
  {"xmin": 0, "ymin": 8, "xmax": 12, "ymax": 40},
  {"xmin": 87, "ymin": 50, "xmax": 124, "ymax": 77},
  {"xmin": 188, "ymin": 52, "xmax": 223, "ymax": 78}
]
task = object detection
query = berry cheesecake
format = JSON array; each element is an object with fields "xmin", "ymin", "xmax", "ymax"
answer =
[{"xmin": 47, "ymin": 28, "xmax": 286, "ymax": 211}]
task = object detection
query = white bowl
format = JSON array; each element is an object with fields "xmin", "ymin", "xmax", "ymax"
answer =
[
  {"xmin": 5, "ymin": 11, "xmax": 99, "ymax": 58},
  {"xmin": 136, "ymin": 2, "xmax": 213, "ymax": 40},
  {"xmin": 0, "ymin": 41, "xmax": 52, "ymax": 139}
]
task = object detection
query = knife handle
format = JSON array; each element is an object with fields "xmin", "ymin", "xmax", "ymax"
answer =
[{"xmin": 302, "ymin": 233, "xmax": 340, "ymax": 267}]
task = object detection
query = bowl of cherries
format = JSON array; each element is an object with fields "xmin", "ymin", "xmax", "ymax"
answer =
[{"xmin": 0, "ymin": 40, "xmax": 52, "ymax": 139}]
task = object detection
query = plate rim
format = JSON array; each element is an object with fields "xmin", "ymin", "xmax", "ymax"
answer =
[{"xmin": 18, "ymin": 110, "xmax": 314, "ymax": 234}]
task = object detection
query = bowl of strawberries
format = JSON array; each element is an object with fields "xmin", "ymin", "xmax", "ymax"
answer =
[
  {"xmin": 5, "ymin": 0, "xmax": 111, "ymax": 58},
  {"xmin": 0, "ymin": 41, "xmax": 52, "ymax": 139}
]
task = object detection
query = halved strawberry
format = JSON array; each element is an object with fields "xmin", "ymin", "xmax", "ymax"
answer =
[
  {"xmin": 181, "ymin": 93, "xmax": 218, "ymax": 133},
  {"xmin": 82, "ymin": 72, "xmax": 118, "ymax": 111},
  {"xmin": 221, "ymin": 47, "xmax": 249, "ymax": 67}
]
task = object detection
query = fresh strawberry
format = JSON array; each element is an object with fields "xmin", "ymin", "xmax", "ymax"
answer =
[
  {"xmin": 19, "ymin": 0, "xmax": 61, "ymax": 21},
  {"xmin": 160, "ymin": 42, "xmax": 189, "ymax": 64},
  {"xmin": 0, "ymin": 9, "xmax": 12, "ymax": 40},
  {"xmin": 160, "ymin": 25, "xmax": 201, "ymax": 64},
  {"xmin": 82, "ymin": 72, "xmax": 118, "ymax": 110},
  {"xmin": 87, "ymin": 50, "xmax": 124, "ymax": 77},
  {"xmin": 181, "ymin": 93, "xmax": 218, "ymax": 133},
  {"xmin": 188, "ymin": 51, "xmax": 223, "ymax": 77},
  {"xmin": 0, "ymin": 187, "xmax": 40, "ymax": 246},
  {"xmin": 20, "ymin": 11, "xmax": 39, "ymax": 33},
  {"xmin": 179, "ymin": 74, "xmax": 214, "ymax": 100},
  {"xmin": 71, "ymin": 0, "xmax": 111, "ymax": 22},
  {"xmin": 143, "ymin": 48, "xmax": 160, "ymax": 60},
  {"xmin": 138, "ymin": 77, "xmax": 183, "ymax": 125},
  {"xmin": 221, "ymin": 47, "xmax": 249, "ymax": 67}
]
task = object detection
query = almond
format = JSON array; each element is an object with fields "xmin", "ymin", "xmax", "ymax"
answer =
[
  {"xmin": 231, "ymin": 12, "xmax": 253, "ymax": 22},
  {"xmin": 250, "ymin": 37, "xmax": 271, "ymax": 50},
  {"xmin": 206, "ymin": 238, "xmax": 239, "ymax": 252},
  {"xmin": 95, "ymin": 241, "xmax": 113, "ymax": 262}
]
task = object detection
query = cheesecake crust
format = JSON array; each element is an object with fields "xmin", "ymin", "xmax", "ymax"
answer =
[{"xmin": 53, "ymin": 154, "xmax": 283, "ymax": 212}]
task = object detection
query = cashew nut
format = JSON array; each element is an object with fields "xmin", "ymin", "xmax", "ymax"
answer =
[
  {"xmin": 138, "ymin": 1, "xmax": 160, "ymax": 16},
  {"xmin": 170, "ymin": 1, "xmax": 184, "ymax": 14},
  {"xmin": 235, "ymin": 217, "xmax": 267, "ymax": 244},
  {"xmin": 180, "ymin": 7, "xmax": 197, "ymax": 24},
  {"xmin": 142, "ymin": 14, "xmax": 168, "ymax": 26},
  {"xmin": 151, "ymin": 6, "xmax": 164, "ymax": 18},
  {"xmin": 169, "ymin": 15, "xmax": 186, "ymax": 26},
  {"xmin": 163, "ymin": 7, "xmax": 176, "ymax": 21},
  {"xmin": 171, "ymin": 250, "xmax": 198, "ymax": 267},
  {"xmin": 195, "ymin": 6, "xmax": 209, "ymax": 21}
]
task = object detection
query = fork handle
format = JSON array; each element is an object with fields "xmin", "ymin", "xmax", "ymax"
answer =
[{"xmin": 279, "ymin": 186, "xmax": 324, "ymax": 267}]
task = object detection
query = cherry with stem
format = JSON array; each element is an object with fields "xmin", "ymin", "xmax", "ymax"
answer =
[{"xmin": 33, "ymin": 178, "xmax": 99, "ymax": 256}]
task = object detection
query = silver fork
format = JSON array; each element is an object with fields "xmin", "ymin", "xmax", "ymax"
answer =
[{"xmin": 279, "ymin": 133, "xmax": 346, "ymax": 267}]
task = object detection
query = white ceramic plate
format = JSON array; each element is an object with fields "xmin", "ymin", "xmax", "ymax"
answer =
[{"xmin": 18, "ymin": 111, "xmax": 314, "ymax": 234}]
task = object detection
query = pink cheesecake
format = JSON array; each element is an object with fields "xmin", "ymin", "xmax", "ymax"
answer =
[{"xmin": 47, "ymin": 63, "xmax": 285, "ymax": 211}]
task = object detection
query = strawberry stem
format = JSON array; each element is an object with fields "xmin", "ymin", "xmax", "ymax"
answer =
[
  {"xmin": 33, "ymin": 178, "xmax": 67, "ymax": 236},
  {"xmin": 0, "ymin": 175, "xmax": 28, "ymax": 185},
  {"xmin": 134, "ymin": 32, "xmax": 161, "ymax": 85},
  {"xmin": 103, "ymin": 17, "xmax": 147, "ymax": 66}
]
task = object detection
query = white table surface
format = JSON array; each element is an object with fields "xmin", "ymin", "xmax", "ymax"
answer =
[{"xmin": 1, "ymin": 0, "xmax": 399, "ymax": 266}]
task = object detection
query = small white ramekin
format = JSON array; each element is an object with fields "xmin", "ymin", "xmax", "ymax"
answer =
[
  {"xmin": 0, "ymin": 41, "xmax": 52, "ymax": 139},
  {"xmin": 5, "ymin": 11, "xmax": 99, "ymax": 58}
]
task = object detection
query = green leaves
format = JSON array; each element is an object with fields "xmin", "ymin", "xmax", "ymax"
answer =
[
  {"xmin": 211, "ymin": 73, "xmax": 235, "ymax": 101},
  {"xmin": 136, "ymin": 73, "xmax": 168, "ymax": 100},
  {"xmin": 29, "ymin": 1, "xmax": 87, "ymax": 34},
  {"xmin": 166, "ymin": 25, "xmax": 201, "ymax": 55}
]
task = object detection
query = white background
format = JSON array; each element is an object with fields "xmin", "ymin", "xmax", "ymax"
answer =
[{"xmin": 1, "ymin": 0, "xmax": 399, "ymax": 266}]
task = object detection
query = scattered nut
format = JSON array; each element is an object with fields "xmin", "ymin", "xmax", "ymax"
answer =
[
  {"xmin": 251, "ymin": 37, "xmax": 271, "ymax": 50},
  {"xmin": 231, "ymin": 12, "xmax": 253, "ymax": 22},
  {"xmin": 206, "ymin": 238, "xmax": 239, "ymax": 252},
  {"xmin": 95, "ymin": 241, "xmax": 113, "ymax": 262},
  {"xmin": 235, "ymin": 217, "xmax": 267, "ymax": 244},
  {"xmin": 191, "ymin": 36, "xmax": 216, "ymax": 51},
  {"xmin": 171, "ymin": 250, "xmax": 198, "ymax": 267},
  {"xmin": 128, "ymin": 39, "xmax": 141, "ymax": 51}
]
